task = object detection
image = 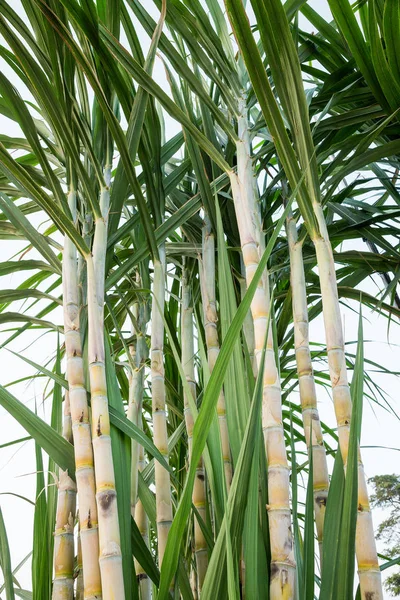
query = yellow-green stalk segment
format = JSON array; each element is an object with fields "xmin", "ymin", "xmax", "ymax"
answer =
[
  {"xmin": 63, "ymin": 189, "xmax": 102, "ymax": 600},
  {"xmin": 151, "ymin": 244, "xmax": 173, "ymax": 565},
  {"xmin": 182, "ymin": 266, "xmax": 208, "ymax": 591},
  {"xmin": 286, "ymin": 213, "xmax": 329, "ymax": 560},
  {"xmin": 127, "ymin": 284, "xmax": 151, "ymax": 600},
  {"xmin": 312, "ymin": 207, "xmax": 382, "ymax": 599},
  {"xmin": 87, "ymin": 169, "xmax": 125, "ymax": 598},
  {"xmin": 200, "ymin": 218, "xmax": 233, "ymax": 489},
  {"xmin": 52, "ymin": 391, "xmax": 76, "ymax": 600},
  {"xmin": 230, "ymin": 100, "xmax": 296, "ymax": 598}
]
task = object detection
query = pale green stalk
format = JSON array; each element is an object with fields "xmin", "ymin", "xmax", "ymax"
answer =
[
  {"xmin": 151, "ymin": 245, "xmax": 173, "ymax": 565},
  {"xmin": 127, "ymin": 278, "xmax": 151, "ymax": 599},
  {"xmin": 63, "ymin": 189, "xmax": 101, "ymax": 600},
  {"xmin": 286, "ymin": 212, "xmax": 329, "ymax": 561},
  {"xmin": 182, "ymin": 265, "xmax": 208, "ymax": 591},
  {"xmin": 312, "ymin": 204, "xmax": 382, "ymax": 598},
  {"xmin": 52, "ymin": 392, "xmax": 76, "ymax": 600},
  {"xmin": 200, "ymin": 218, "xmax": 232, "ymax": 489},
  {"xmin": 229, "ymin": 99, "xmax": 295, "ymax": 598},
  {"xmin": 87, "ymin": 168, "xmax": 125, "ymax": 598}
]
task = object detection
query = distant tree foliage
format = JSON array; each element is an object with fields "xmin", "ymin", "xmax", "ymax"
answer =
[{"xmin": 370, "ymin": 475, "xmax": 400, "ymax": 596}]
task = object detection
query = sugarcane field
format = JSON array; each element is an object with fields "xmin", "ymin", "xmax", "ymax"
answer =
[{"xmin": 1, "ymin": 1, "xmax": 400, "ymax": 599}]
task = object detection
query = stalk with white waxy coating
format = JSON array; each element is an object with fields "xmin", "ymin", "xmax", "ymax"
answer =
[
  {"xmin": 87, "ymin": 168, "xmax": 125, "ymax": 598},
  {"xmin": 286, "ymin": 212, "xmax": 329, "ymax": 560},
  {"xmin": 127, "ymin": 283, "xmax": 151, "ymax": 599},
  {"xmin": 63, "ymin": 189, "xmax": 102, "ymax": 600},
  {"xmin": 52, "ymin": 392, "xmax": 76, "ymax": 600},
  {"xmin": 230, "ymin": 99, "xmax": 295, "ymax": 598},
  {"xmin": 200, "ymin": 218, "xmax": 232, "ymax": 489},
  {"xmin": 182, "ymin": 265, "xmax": 208, "ymax": 591},
  {"xmin": 151, "ymin": 244, "xmax": 173, "ymax": 565},
  {"xmin": 312, "ymin": 204, "xmax": 382, "ymax": 599}
]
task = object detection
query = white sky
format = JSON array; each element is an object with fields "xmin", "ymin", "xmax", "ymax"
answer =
[{"xmin": 0, "ymin": 1, "xmax": 399, "ymax": 598}]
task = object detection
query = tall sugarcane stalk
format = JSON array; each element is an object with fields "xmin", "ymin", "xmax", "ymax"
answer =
[
  {"xmin": 200, "ymin": 218, "xmax": 233, "ymax": 489},
  {"xmin": 232, "ymin": 2, "xmax": 383, "ymax": 590},
  {"xmin": 151, "ymin": 245, "xmax": 173, "ymax": 565},
  {"xmin": 86, "ymin": 168, "xmax": 125, "ymax": 598},
  {"xmin": 63, "ymin": 189, "xmax": 102, "ymax": 600},
  {"xmin": 76, "ymin": 525, "xmax": 84, "ymax": 600},
  {"xmin": 52, "ymin": 391, "xmax": 76, "ymax": 600},
  {"xmin": 127, "ymin": 284, "xmax": 151, "ymax": 599},
  {"xmin": 182, "ymin": 265, "xmax": 208, "ymax": 591},
  {"xmin": 312, "ymin": 206, "xmax": 382, "ymax": 598},
  {"xmin": 229, "ymin": 100, "xmax": 295, "ymax": 598},
  {"xmin": 286, "ymin": 212, "xmax": 329, "ymax": 560}
]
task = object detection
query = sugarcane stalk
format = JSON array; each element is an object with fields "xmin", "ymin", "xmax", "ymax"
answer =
[
  {"xmin": 239, "ymin": 260, "xmax": 257, "ymax": 378},
  {"xmin": 182, "ymin": 265, "xmax": 208, "ymax": 591},
  {"xmin": 229, "ymin": 99, "xmax": 295, "ymax": 598},
  {"xmin": 312, "ymin": 204, "xmax": 382, "ymax": 599},
  {"xmin": 52, "ymin": 392, "xmax": 76, "ymax": 600},
  {"xmin": 63, "ymin": 189, "xmax": 102, "ymax": 600},
  {"xmin": 87, "ymin": 168, "xmax": 125, "ymax": 598},
  {"xmin": 286, "ymin": 212, "xmax": 329, "ymax": 561},
  {"xmin": 52, "ymin": 471, "xmax": 76, "ymax": 600},
  {"xmin": 200, "ymin": 218, "xmax": 233, "ymax": 489},
  {"xmin": 76, "ymin": 525, "xmax": 84, "ymax": 600},
  {"xmin": 127, "ymin": 281, "xmax": 151, "ymax": 599},
  {"xmin": 134, "ymin": 444, "xmax": 152, "ymax": 600},
  {"xmin": 151, "ymin": 244, "xmax": 173, "ymax": 565}
]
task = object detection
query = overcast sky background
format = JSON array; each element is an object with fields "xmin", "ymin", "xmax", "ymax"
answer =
[{"xmin": 0, "ymin": 1, "xmax": 399, "ymax": 598}]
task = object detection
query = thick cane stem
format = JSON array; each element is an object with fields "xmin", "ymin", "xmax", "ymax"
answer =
[
  {"xmin": 200, "ymin": 219, "xmax": 233, "ymax": 489},
  {"xmin": 182, "ymin": 266, "xmax": 208, "ymax": 591},
  {"xmin": 63, "ymin": 189, "xmax": 102, "ymax": 600},
  {"xmin": 151, "ymin": 246, "xmax": 173, "ymax": 565},
  {"xmin": 127, "ymin": 282, "xmax": 151, "ymax": 599},
  {"xmin": 313, "ymin": 205, "xmax": 382, "ymax": 599},
  {"xmin": 286, "ymin": 213, "xmax": 329, "ymax": 561},
  {"xmin": 230, "ymin": 99, "xmax": 295, "ymax": 598},
  {"xmin": 87, "ymin": 169, "xmax": 125, "ymax": 599}
]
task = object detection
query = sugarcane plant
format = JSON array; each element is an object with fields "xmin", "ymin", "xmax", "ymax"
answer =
[{"xmin": 0, "ymin": 1, "xmax": 399, "ymax": 600}]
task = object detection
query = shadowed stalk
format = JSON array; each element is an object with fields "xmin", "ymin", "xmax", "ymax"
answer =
[
  {"xmin": 151, "ymin": 244, "xmax": 173, "ymax": 565},
  {"xmin": 76, "ymin": 525, "xmax": 84, "ymax": 600},
  {"xmin": 63, "ymin": 189, "xmax": 102, "ymax": 600},
  {"xmin": 182, "ymin": 264, "xmax": 208, "ymax": 591},
  {"xmin": 86, "ymin": 169, "xmax": 125, "ymax": 598},
  {"xmin": 127, "ymin": 279, "xmax": 151, "ymax": 599},
  {"xmin": 240, "ymin": 260, "xmax": 257, "ymax": 378},
  {"xmin": 52, "ymin": 392, "xmax": 76, "ymax": 600},
  {"xmin": 230, "ymin": 99, "xmax": 295, "ymax": 599},
  {"xmin": 286, "ymin": 212, "xmax": 329, "ymax": 560},
  {"xmin": 200, "ymin": 218, "xmax": 233, "ymax": 489}
]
